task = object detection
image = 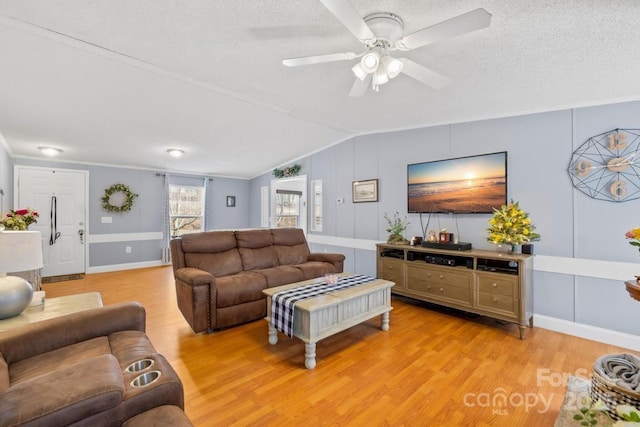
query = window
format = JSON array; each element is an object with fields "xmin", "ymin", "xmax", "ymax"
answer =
[
  {"xmin": 310, "ymin": 180, "xmax": 322, "ymax": 232},
  {"xmin": 275, "ymin": 190, "xmax": 301, "ymax": 228},
  {"xmin": 170, "ymin": 185, "xmax": 204, "ymax": 237}
]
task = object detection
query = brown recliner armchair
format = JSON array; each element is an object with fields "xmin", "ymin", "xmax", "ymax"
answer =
[{"xmin": 0, "ymin": 302, "xmax": 187, "ymax": 426}]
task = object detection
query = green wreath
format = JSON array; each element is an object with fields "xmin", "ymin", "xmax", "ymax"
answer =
[{"xmin": 102, "ymin": 183, "xmax": 138, "ymax": 212}]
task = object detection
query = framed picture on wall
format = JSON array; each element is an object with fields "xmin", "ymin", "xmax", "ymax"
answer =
[
  {"xmin": 226, "ymin": 196, "xmax": 236, "ymax": 207},
  {"xmin": 352, "ymin": 179, "xmax": 378, "ymax": 203}
]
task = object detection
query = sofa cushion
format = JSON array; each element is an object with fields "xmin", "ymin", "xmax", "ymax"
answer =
[
  {"xmin": 0, "ymin": 353, "xmax": 8, "ymax": 393},
  {"xmin": 215, "ymin": 272, "xmax": 267, "ymax": 308},
  {"xmin": 216, "ymin": 300, "xmax": 267, "ymax": 329},
  {"xmin": 271, "ymin": 228, "xmax": 310, "ymax": 265},
  {"xmin": 236, "ymin": 230, "xmax": 278, "ymax": 270},
  {"xmin": 235, "ymin": 229, "xmax": 273, "ymax": 248},
  {"xmin": 123, "ymin": 405, "xmax": 193, "ymax": 427},
  {"xmin": 294, "ymin": 261, "xmax": 337, "ymax": 280},
  {"xmin": 184, "ymin": 249, "xmax": 243, "ymax": 277},
  {"xmin": 181, "ymin": 231, "xmax": 237, "ymax": 253},
  {"xmin": 9, "ymin": 336, "xmax": 111, "ymax": 385},
  {"xmin": 256, "ymin": 266, "xmax": 305, "ymax": 287},
  {"xmin": 181, "ymin": 231, "xmax": 243, "ymax": 276},
  {"xmin": 1, "ymin": 354, "xmax": 124, "ymax": 426}
]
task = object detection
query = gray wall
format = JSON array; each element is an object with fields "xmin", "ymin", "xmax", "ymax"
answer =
[
  {"xmin": 249, "ymin": 100, "xmax": 640, "ymax": 336},
  {"xmin": 6, "ymin": 157, "xmax": 250, "ymax": 270}
]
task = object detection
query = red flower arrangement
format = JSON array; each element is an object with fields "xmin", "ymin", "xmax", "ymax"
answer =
[{"xmin": 1, "ymin": 208, "xmax": 39, "ymax": 230}]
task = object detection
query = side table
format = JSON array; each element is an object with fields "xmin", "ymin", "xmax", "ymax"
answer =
[{"xmin": 0, "ymin": 292, "xmax": 103, "ymax": 333}]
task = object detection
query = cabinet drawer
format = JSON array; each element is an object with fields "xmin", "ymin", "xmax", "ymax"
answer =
[
  {"xmin": 407, "ymin": 281, "xmax": 471, "ymax": 306},
  {"xmin": 477, "ymin": 292, "xmax": 517, "ymax": 315},
  {"xmin": 477, "ymin": 274, "xmax": 517, "ymax": 297},
  {"xmin": 379, "ymin": 259, "xmax": 405, "ymax": 290},
  {"xmin": 380, "ymin": 258, "xmax": 403, "ymax": 274},
  {"xmin": 407, "ymin": 264, "xmax": 472, "ymax": 289}
]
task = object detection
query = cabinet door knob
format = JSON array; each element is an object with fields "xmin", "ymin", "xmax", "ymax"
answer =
[
  {"xmin": 439, "ymin": 288, "xmax": 444, "ymax": 292},
  {"xmin": 427, "ymin": 285, "xmax": 432, "ymax": 290},
  {"xmin": 389, "ymin": 265, "xmax": 393, "ymax": 270},
  {"xmin": 439, "ymin": 274, "xmax": 444, "ymax": 280},
  {"xmin": 492, "ymin": 297, "xmax": 498, "ymax": 302},
  {"xmin": 492, "ymin": 283, "xmax": 497, "ymax": 288}
]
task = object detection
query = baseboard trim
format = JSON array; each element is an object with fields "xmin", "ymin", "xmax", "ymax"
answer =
[
  {"xmin": 87, "ymin": 260, "xmax": 166, "ymax": 274},
  {"xmin": 535, "ymin": 314, "xmax": 640, "ymax": 351}
]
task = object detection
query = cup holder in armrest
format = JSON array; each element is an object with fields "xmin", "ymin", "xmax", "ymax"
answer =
[
  {"xmin": 125, "ymin": 358, "xmax": 155, "ymax": 373},
  {"xmin": 130, "ymin": 370, "xmax": 161, "ymax": 388}
]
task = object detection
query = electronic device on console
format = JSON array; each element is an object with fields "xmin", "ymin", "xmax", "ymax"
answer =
[
  {"xmin": 380, "ymin": 250, "xmax": 404, "ymax": 259},
  {"xmin": 476, "ymin": 257, "xmax": 519, "ymax": 275}
]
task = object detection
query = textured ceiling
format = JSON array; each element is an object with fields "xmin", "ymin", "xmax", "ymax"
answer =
[{"xmin": 1, "ymin": 1, "xmax": 639, "ymax": 178}]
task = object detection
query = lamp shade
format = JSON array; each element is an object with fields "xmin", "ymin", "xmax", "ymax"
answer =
[
  {"xmin": 0, "ymin": 231, "xmax": 44, "ymax": 273},
  {"xmin": 360, "ymin": 51, "xmax": 380, "ymax": 73}
]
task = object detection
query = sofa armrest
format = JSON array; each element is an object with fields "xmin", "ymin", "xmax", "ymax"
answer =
[
  {"xmin": 308, "ymin": 253, "xmax": 345, "ymax": 272},
  {"xmin": 0, "ymin": 354, "xmax": 124, "ymax": 426},
  {"xmin": 174, "ymin": 268, "xmax": 216, "ymax": 333},
  {"xmin": 174, "ymin": 267, "xmax": 215, "ymax": 286},
  {"xmin": 0, "ymin": 302, "xmax": 146, "ymax": 364}
]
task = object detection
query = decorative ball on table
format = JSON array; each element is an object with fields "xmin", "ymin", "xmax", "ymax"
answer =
[{"xmin": 0, "ymin": 230, "xmax": 44, "ymax": 319}]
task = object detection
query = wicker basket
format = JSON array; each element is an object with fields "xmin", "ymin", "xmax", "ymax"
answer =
[{"xmin": 590, "ymin": 353, "xmax": 640, "ymax": 420}]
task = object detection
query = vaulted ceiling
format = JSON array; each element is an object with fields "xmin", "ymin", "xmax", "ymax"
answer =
[{"xmin": 1, "ymin": 1, "xmax": 639, "ymax": 179}]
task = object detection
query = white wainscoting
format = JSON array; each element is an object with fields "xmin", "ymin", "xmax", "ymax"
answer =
[
  {"xmin": 87, "ymin": 232, "xmax": 163, "ymax": 244},
  {"xmin": 87, "ymin": 232, "xmax": 164, "ymax": 274}
]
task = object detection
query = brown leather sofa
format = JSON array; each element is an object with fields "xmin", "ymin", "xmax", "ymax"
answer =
[
  {"xmin": 0, "ymin": 302, "xmax": 190, "ymax": 426},
  {"xmin": 170, "ymin": 228, "xmax": 345, "ymax": 333}
]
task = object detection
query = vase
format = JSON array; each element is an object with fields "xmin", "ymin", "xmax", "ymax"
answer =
[
  {"xmin": 496, "ymin": 244, "xmax": 519, "ymax": 254},
  {"xmin": 387, "ymin": 234, "xmax": 408, "ymax": 244}
]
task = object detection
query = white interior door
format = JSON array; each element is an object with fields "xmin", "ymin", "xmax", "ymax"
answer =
[{"xmin": 15, "ymin": 166, "xmax": 87, "ymax": 277}]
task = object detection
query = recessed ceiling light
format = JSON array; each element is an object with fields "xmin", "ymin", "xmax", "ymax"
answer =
[
  {"xmin": 38, "ymin": 146, "xmax": 63, "ymax": 157},
  {"xmin": 167, "ymin": 149, "xmax": 185, "ymax": 158}
]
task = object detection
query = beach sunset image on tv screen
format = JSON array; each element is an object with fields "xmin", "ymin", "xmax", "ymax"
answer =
[{"xmin": 407, "ymin": 152, "xmax": 507, "ymax": 213}]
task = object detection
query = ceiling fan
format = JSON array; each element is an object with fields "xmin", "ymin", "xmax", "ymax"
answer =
[{"xmin": 282, "ymin": 0, "xmax": 491, "ymax": 96}]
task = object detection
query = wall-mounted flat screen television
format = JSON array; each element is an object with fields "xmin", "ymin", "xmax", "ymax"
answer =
[{"xmin": 408, "ymin": 151, "xmax": 507, "ymax": 214}]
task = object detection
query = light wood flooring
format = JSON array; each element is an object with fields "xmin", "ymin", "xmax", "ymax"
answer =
[{"xmin": 42, "ymin": 266, "xmax": 632, "ymax": 426}]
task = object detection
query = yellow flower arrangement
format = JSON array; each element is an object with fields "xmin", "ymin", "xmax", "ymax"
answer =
[{"xmin": 486, "ymin": 200, "xmax": 540, "ymax": 247}]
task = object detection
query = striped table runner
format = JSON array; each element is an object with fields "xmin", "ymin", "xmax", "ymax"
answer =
[{"xmin": 270, "ymin": 274, "xmax": 375, "ymax": 337}]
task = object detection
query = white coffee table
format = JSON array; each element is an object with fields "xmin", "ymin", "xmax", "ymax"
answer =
[
  {"xmin": 263, "ymin": 276, "xmax": 394, "ymax": 369},
  {"xmin": 0, "ymin": 292, "xmax": 103, "ymax": 333}
]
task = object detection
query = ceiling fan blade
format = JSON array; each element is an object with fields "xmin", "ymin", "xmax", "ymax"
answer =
[
  {"xmin": 282, "ymin": 52, "xmax": 358, "ymax": 67},
  {"xmin": 396, "ymin": 8, "xmax": 491, "ymax": 51},
  {"xmin": 399, "ymin": 58, "xmax": 451, "ymax": 90},
  {"xmin": 319, "ymin": 0, "xmax": 377, "ymax": 44},
  {"xmin": 349, "ymin": 75, "xmax": 372, "ymax": 97}
]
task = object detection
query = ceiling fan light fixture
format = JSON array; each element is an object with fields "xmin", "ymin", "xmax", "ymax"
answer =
[
  {"xmin": 372, "ymin": 70, "xmax": 389, "ymax": 86},
  {"xmin": 38, "ymin": 146, "xmax": 62, "ymax": 157},
  {"xmin": 360, "ymin": 51, "xmax": 380, "ymax": 73},
  {"xmin": 167, "ymin": 148, "xmax": 185, "ymax": 158},
  {"xmin": 383, "ymin": 56, "xmax": 404, "ymax": 79},
  {"xmin": 352, "ymin": 63, "xmax": 367, "ymax": 81}
]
